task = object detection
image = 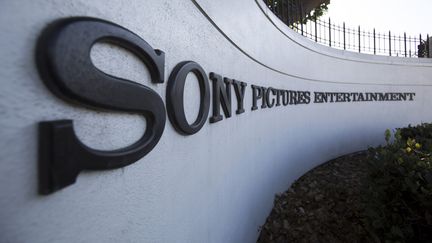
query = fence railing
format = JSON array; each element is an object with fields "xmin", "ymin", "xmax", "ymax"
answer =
[{"xmin": 265, "ymin": 0, "xmax": 430, "ymax": 58}]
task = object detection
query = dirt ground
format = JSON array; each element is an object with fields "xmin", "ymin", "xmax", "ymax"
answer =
[{"xmin": 257, "ymin": 152, "xmax": 376, "ymax": 243}]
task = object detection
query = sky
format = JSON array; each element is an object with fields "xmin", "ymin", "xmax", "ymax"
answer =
[{"xmin": 321, "ymin": 0, "xmax": 431, "ymax": 37}]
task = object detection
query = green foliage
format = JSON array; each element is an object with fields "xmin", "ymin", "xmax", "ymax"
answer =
[
  {"xmin": 302, "ymin": 2, "xmax": 329, "ymax": 24},
  {"xmin": 364, "ymin": 124, "xmax": 432, "ymax": 242},
  {"xmin": 266, "ymin": 0, "xmax": 329, "ymax": 24},
  {"xmin": 417, "ymin": 40, "xmax": 430, "ymax": 58}
]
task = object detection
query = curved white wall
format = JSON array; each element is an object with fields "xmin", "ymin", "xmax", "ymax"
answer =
[{"xmin": 0, "ymin": 0, "xmax": 431, "ymax": 242}]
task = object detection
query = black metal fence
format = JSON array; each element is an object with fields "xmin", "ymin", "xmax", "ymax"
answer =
[{"xmin": 265, "ymin": 0, "xmax": 430, "ymax": 58}]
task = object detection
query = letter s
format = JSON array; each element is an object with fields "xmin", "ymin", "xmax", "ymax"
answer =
[{"xmin": 36, "ymin": 17, "xmax": 166, "ymax": 194}]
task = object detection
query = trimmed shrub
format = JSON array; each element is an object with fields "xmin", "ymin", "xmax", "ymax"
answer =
[{"xmin": 364, "ymin": 124, "xmax": 432, "ymax": 242}]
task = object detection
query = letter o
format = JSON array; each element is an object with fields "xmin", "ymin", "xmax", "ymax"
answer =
[{"xmin": 166, "ymin": 61, "xmax": 210, "ymax": 135}]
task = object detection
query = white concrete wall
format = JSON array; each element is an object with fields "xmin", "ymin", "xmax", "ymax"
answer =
[{"xmin": 0, "ymin": 0, "xmax": 431, "ymax": 242}]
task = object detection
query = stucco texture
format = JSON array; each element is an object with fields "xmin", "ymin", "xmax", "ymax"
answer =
[{"xmin": 0, "ymin": 0, "xmax": 431, "ymax": 242}]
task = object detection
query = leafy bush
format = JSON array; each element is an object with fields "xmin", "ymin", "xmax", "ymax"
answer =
[{"xmin": 363, "ymin": 124, "xmax": 432, "ymax": 242}]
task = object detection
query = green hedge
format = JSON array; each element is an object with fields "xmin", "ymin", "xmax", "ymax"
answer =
[{"xmin": 364, "ymin": 123, "xmax": 432, "ymax": 242}]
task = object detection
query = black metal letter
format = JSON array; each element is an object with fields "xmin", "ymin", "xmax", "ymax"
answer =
[
  {"xmin": 265, "ymin": 87, "xmax": 276, "ymax": 108},
  {"xmin": 166, "ymin": 61, "xmax": 210, "ymax": 135},
  {"xmin": 233, "ymin": 80, "xmax": 247, "ymax": 114},
  {"xmin": 36, "ymin": 17, "xmax": 166, "ymax": 194},
  {"xmin": 261, "ymin": 87, "xmax": 268, "ymax": 108},
  {"xmin": 209, "ymin": 73, "xmax": 232, "ymax": 123},
  {"xmin": 251, "ymin": 85, "xmax": 262, "ymax": 111}
]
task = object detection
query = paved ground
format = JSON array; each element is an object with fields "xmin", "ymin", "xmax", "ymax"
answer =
[{"xmin": 257, "ymin": 152, "xmax": 376, "ymax": 243}]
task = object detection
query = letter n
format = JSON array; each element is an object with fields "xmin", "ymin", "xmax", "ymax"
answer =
[{"xmin": 209, "ymin": 72, "xmax": 232, "ymax": 123}]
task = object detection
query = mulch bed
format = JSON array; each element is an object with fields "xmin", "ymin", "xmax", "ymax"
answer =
[{"xmin": 257, "ymin": 151, "xmax": 376, "ymax": 243}]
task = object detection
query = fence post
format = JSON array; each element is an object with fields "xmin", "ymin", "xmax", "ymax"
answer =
[
  {"xmin": 281, "ymin": 0, "xmax": 286, "ymax": 24},
  {"xmin": 295, "ymin": 1, "xmax": 299, "ymax": 31},
  {"xmin": 287, "ymin": 0, "xmax": 291, "ymax": 25},
  {"xmin": 373, "ymin": 28, "xmax": 376, "ymax": 54},
  {"xmin": 418, "ymin": 34, "xmax": 425, "ymax": 58},
  {"xmin": 329, "ymin": 18, "xmax": 331, "ymax": 47},
  {"xmin": 343, "ymin": 22, "xmax": 346, "ymax": 50},
  {"xmin": 428, "ymin": 35, "xmax": 431, "ymax": 58},
  {"xmin": 358, "ymin": 26, "xmax": 361, "ymax": 53},
  {"xmin": 299, "ymin": 4, "xmax": 303, "ymax": 35},
  {"xmin": 314, "ymin": 16, "xmax": 318, "ymax": 42},
  {"xmin": 404, "ymin": 32, "xmax": 407, "ymax": 57},
  {"xmin": 389, "ymin": 31, "xmax": 392, "ymax": 56},
  {"xmin": 290, "ymin": 0, "xmax": 294, "ymax": 26}
]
